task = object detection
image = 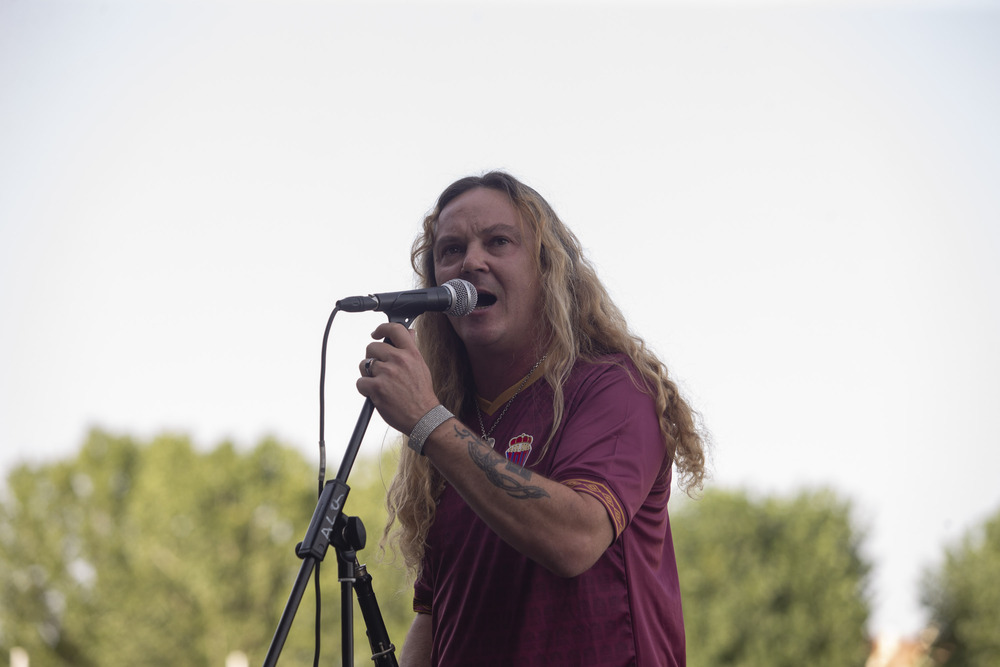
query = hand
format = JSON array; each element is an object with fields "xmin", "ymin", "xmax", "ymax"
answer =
[{"xmin": 356, "ymin": 322, "xmax": 441, "ymax": 434}]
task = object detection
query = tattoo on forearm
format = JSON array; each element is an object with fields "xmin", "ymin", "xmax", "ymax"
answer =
[{"xmin": 453, "ymin": 424, "xmax": 550, "ymax": 500}]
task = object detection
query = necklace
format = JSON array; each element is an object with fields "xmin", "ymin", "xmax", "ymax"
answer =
[{"xmin": 476, "ymin": 355, "xmax": 547, "ymax": 448}]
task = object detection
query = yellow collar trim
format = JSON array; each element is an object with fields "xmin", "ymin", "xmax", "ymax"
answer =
[{"xmin": 476, "ymin": 360, "xmax": 548, "ymax": 416}]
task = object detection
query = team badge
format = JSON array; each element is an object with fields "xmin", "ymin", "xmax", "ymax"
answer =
[{"xmin": 505, "ymin": 433, "xmax": 534, "ymax": 467}]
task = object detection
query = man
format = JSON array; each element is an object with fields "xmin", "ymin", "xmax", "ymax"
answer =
[{"xmin": 357, "ymin": 171, "xmax": 706, "ymax": 666}]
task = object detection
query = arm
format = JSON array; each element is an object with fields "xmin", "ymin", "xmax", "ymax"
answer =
[
  {"xmin": 399, "ymin": 613, "xmax": 432, "ymax": 667},
  {"xmin": 422, "ymin": 419, "xmax": 613, "ymax": 577},
  {"xmin": 357, "ymin": 324, "xmax": 614, "ymax": 577}
]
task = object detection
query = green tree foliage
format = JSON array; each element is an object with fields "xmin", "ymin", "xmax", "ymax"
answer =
[
  {"xmin": 671, "ymin": 488, "xmax": 872, "ymax": 667},
  {"xmin": 921, "ymin": 504, "xmax": 1000, "ymax": 667},
  {"xmin": 0, "ymin": 429, "xmax": 415, "ymax": 666}
]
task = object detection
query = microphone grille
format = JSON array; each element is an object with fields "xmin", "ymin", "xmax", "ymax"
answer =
[{"xmin": 444, "ymin": 279, "xmax": 477, "ymax": 316}]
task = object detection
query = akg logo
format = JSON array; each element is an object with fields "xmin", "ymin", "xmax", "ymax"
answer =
[{"xmin": 329, "ymin": 492, "xmax": 346, "ymax": 512}]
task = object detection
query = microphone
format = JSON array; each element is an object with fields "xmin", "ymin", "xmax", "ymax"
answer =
[{"xmin": 336, "ymin": 279, "xmax": 478, "ymax": 318}]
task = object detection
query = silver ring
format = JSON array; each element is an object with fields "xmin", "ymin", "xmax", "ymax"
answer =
[{"xmin": 364, "ymin": 358, "xmax": 375, "ymax": 377}]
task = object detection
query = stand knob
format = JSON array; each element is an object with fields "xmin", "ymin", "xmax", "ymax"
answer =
[{"xmin": 345, "ymin": 516, "xmax": 367, "ymax": 551}]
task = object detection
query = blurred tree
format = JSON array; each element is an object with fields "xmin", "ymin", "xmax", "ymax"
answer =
[
  {"xmin": 671, "ymin": 488, "xmax": 872, "ymax": 667},
  {"xmin": 0, "ymin": 429, "xmax": 413, "ymax": 666},
  {"xmin": 921, "ymin": 504, "xmax": 1000, "ymax": 667},
  {"xmin": 3, "ymin": 431, "xmax": 882, "ymax": 666}
]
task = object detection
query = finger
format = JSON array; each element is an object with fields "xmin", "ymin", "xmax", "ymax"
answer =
[
  {"xmin": 364, "ymin": 339, "xmax": 397, "ymax": 363},
  {"xmin": 371, "ymin": 322, "xmax": 416, "ymax": 349},
  {"xmin": 359, "ymin": 357, "xmax": 379, "ymax": 378}
]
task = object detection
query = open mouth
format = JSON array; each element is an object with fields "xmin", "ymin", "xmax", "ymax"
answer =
[{"xmin": 475, "ymin": 292, "xmax": 498, "ymax": 309}]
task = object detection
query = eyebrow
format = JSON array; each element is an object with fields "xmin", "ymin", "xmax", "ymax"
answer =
[{"xmin": 482, "ymin": 223, "xmax": 522, "ymax": 240}]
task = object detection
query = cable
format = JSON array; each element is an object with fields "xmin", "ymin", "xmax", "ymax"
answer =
[{"xmin": 313, "ymin": 306, "xmax": 340, "ymax": 666}]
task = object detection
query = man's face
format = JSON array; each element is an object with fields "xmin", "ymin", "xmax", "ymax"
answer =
[{"xmin": 433, "ymin": 187, "xmax": 545, "ymax": 362}]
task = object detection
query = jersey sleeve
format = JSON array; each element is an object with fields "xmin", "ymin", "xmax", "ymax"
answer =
[
  {"xmin": 413, "ymin": 562, "xmax": 433, "ymax": 614},
  {"xmin": 550, "ymin": 361, "xmax": 669, "ymax": 539}
]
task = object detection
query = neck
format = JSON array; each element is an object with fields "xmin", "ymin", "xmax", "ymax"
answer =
[{"xmin": 468, "ymin": 347, "xmax": 546, "ymax": 401}]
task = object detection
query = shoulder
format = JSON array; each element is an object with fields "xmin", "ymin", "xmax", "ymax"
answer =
[
  {"xmin": 556, "ymin": 354, "xmax": 659, "ymax": 437},
  {"xmin": 563, "ymin": 353, "xmax": 650, "ymax": 399}
]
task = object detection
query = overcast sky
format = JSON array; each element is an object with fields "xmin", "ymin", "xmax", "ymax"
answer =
[{"xmin": 2, "ymin": 0, "xmax": 999, "ymax": 640}]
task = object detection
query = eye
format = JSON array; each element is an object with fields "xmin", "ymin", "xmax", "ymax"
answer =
[{"xmin": 489, "ymin": 236, "xmax": 511, "ymax": 247}]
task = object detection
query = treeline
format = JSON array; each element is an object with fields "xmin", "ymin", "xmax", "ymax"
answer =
[{"xmin": 0, "ymin": 430, "xmax": 996, "ymax": 666}]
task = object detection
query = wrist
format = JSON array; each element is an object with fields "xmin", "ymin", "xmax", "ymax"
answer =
[{"xmin": 408, "ymin": 405, "xmax": 453, "ymax": 455}]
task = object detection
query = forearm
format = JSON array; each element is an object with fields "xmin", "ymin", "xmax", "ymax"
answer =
[
  {"xmin": 423, "ymin": 419, "xmax": 613, "ymax": 577},
  {"xmin": 399, "ymin": 613, "xmax": 432, "ymax": 667}
]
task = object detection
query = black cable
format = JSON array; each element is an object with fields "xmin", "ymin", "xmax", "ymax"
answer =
[
  {"xmin": 319, "ymin": 307, "xmax": 340, "ymax": 492},
  {"xmin": 313, "ymin": 306, "xmax": 339, "ymax": 667},
  {"xmin": 313, "ymin": 560, "xmax": 322, "ymax": 667}
]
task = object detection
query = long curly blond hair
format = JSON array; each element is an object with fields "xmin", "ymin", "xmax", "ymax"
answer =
[{"xmin": 383, "ymin": 171, "xmax": 707, "ymax": 577}]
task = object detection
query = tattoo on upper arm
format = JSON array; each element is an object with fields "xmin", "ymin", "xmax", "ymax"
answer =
[{"xmin": 453, "ymin": 424, "xmax": 550, "ymax": 500}]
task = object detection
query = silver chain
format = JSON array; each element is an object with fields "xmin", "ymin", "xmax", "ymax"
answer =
[{"xmin": 476, "ymin": 355, "xmax": 547, "ymax": 446}]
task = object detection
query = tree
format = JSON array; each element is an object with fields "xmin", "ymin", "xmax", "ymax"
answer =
[
  {"xmin": 0, "ymin": 429, "xmax": 414, "ymax": 666},
  {"xmin": 671, "ymin": 488, "xmax": 872, "ymax": 667},
  {"xmin": 921, "ymin": 504, "xmax": 1000, "ymax": 666}
]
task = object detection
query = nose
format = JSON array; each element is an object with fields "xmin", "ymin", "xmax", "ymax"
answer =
[{"xmin": 461, "ymin": 243, "xmax": 488, "ymax": 274}]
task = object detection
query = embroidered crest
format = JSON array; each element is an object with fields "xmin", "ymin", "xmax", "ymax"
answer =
[{"xmin": 505, "ymin": 433, "xmax": 534, "ymax": 467}]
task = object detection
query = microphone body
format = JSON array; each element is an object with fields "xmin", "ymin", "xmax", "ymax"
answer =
[{"xmin": 336, "ymin": 279, "xmax": 477, "ymax": 318}]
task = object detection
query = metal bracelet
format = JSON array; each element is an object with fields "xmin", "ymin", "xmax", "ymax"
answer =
[{"xmin": 408, "ymin": 405, "xmax": 453, "ymax": 455}]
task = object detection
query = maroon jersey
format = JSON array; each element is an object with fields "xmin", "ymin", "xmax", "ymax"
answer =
[{"xmin": 413, "ymin": 355, "xmax": 685, "ymax": 666}]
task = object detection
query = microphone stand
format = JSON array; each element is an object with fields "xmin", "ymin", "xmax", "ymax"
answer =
[{"xmin": 263, "ymin": 310, "xmax": 419, "ymax": 667}]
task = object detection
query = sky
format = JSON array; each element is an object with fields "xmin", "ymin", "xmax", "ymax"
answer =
[{"xmin": 2, "ymin": 0, "xmax": 999, "ymax": 641}]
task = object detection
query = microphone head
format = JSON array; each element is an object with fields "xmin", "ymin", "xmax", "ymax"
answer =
[{"xmin": 443, "ymin": 279, "xmax": 477, "ymax": 316}]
